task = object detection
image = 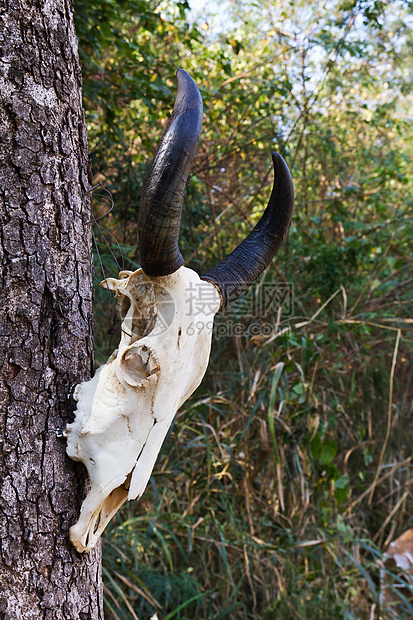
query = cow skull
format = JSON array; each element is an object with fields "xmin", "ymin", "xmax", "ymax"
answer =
[{"xmin": 66, "ymin": 69, "xmax": 294, "ymax": 552}]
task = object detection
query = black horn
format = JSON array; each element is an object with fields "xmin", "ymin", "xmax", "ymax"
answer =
[
  {"xmin": 201, "ymin": 153, "xmax": 294, "ymax": 308},
  {"xmin": 138, "ymin": 69, "xmax": 203, "ymax": 276}
]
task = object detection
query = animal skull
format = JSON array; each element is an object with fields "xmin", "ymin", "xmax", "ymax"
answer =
[
  {"xmin": 66, "ymin": 267, "xmax": 220, "ymax": 552},
  {"xmin": 66, "ymin": 69, "xmax": 294, "ymax": 552}
]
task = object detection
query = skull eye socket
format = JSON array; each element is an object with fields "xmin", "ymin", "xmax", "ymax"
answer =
[
  {"xmin": 118, "ymin": 345, "xmax": 160, "ymax": 387},
  {"xmin": 121, "ymin": 349, "xmax": 150, "ymax": 385}
]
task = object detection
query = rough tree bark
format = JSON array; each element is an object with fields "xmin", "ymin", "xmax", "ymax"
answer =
[{"xmin": 0, "ymin": 1, "xmax": 103, "ymax": 617}]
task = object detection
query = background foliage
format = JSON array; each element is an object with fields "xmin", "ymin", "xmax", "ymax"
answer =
[{"xmin": 74, "ymin": 0, "xmax": 413, "ymax": 617}]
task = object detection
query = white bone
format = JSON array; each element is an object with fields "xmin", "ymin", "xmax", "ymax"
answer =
[{"xmin": 65, "ymin": 266, "xmax": 221, "ymax": 552}]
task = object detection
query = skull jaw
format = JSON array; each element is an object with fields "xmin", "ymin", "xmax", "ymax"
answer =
[
  {"xmin": 69, "ymin": 474, "xmax": 131, "ymax": 553},
  {"xmin": 69, "ymin": 414, "xmax": 183, "ymax": 552}
]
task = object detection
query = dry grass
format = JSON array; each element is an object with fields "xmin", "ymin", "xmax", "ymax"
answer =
[{"xmin": 98, "ymin": 242, "xmax": 413, "ymax": 619}]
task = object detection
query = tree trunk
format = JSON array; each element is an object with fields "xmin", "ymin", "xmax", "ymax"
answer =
[{"xmin": 0, "ymin": 1, "xmax": 103, "ymax": 617}]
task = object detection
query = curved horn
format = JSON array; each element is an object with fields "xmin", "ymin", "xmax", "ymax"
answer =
[
  {"xmin": 138, "ymin": 69, "xmax": 203, "ymax": 276},
  {"xmin": 201, "ymin": 153, "xmax": 294, "ymax": 308}
]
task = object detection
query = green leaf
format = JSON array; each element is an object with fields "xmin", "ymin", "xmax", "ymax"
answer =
[
  {"xmin": 320, "ymin": 441, "xmax": 338, "ymax": 465},
  {"xmin": 268, "ymin": 363, "xmax": 285, "ymax": 463},
  {"xmin": 334, "ymin": 473, "xmax": 350, "ymax": 489}
]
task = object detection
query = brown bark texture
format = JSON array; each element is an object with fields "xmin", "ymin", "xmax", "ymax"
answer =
[{"xmin": 0, "ymin": 0, "xmax": 103, "ymax": 618}]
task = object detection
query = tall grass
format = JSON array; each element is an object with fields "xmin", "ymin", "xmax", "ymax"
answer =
[{"xmin": 92, "ymin": 211, "xmax": 413, "ymax": 618}]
